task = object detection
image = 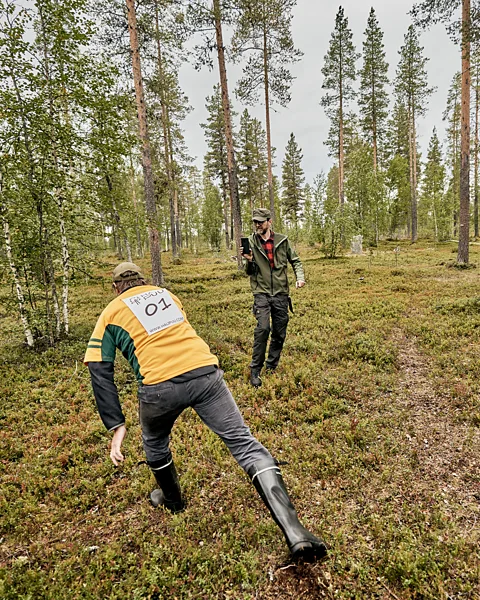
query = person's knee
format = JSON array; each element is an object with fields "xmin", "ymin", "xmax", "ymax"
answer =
[{"xmin": 255, "ymin": 323, "xmax": 271, "ymax": 339}]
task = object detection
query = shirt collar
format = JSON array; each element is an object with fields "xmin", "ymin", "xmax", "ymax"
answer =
[{"xmin": 258, "ymin": 231, "xmax": 274, "ymax": 243}]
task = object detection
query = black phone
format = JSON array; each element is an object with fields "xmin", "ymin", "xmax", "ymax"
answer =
[{"xmin": 241, "ymin": 237, "xmax": 251, "ymax": 255}]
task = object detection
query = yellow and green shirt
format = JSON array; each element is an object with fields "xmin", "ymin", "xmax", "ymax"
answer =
[{"xmin": 84, "ymin": 285, "xmax": 218, "ymax": 384}]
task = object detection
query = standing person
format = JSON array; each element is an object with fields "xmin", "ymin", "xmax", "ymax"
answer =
[
  {"xmin": 242, "ymin": 209, "xmax": 305, "ymax": 388},
  {"xmin": 84, "ymin": 262, "xmax": 326, "ymax": 561}
]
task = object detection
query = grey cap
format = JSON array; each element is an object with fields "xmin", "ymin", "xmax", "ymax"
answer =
[
  {"xmin": 252, "ymin": 208, "xmax": 271, "ymax": 221},
  {"xmin": 112, "ymin": 262, "xmax": 144, "ymax": 282}
]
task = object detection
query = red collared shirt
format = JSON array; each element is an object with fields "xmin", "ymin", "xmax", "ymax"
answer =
[{"xmin": 259, "ymin": 231, "xmax": 275, "ymax": 269}]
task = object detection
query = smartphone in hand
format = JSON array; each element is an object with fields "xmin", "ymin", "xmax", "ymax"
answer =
[{"xmin": 241, "ymin": 237, "xmax": 251, "ymax": 255}]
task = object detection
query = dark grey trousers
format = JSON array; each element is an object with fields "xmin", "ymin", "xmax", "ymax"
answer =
[
  {"xmin": 250, "ymin": 293, "xmax": 290, "ymax": 372},
  {"xmin": 138, "ymin": 368, "xmax": 272, "ymax": 471}
]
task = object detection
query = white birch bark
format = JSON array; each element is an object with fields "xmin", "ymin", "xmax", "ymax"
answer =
[
  {"xmin": 59, "ymin": 197, "xmax": 69, "ymax": 333},
  {"xmin": 3, "ymin": 216, "xmax": 34, "ymax": 347}
]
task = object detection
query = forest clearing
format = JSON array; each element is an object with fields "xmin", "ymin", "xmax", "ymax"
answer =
[
  {"xmin": 1, "ymin": 242, "xmax": 479, "ymax": 599},
  {"xmin": 2, "ymin": 0, "xmax": 480, "ymax": 597}
]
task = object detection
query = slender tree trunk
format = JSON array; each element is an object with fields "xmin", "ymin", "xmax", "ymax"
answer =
[
  {"xmin": 154, "ymin": 3, "xmax": 178, "ymax": 260},
  {"xmin": 38, "ymin": 5, "xmax": 69, "ymax": 335},
  {"xmin": 129, "ymin": 155, "xmax": 143, "ymax": 257},
  {"xmin": 338, "ymin": 40, "xmax": 345, "ymax": 208},
  {"xmin": 221, "ymin": 171, "xmax": 230, "ymax": 249},
  {"xmin": 407, "ymin": 108, "xmax": 417, "ymax": 243},
  {"xmin": 213, "ymin": 0, "xmax": 242, "ymax": 267},
  {"xmin": 412, "ymin": 113, "xmax": 418, "ymax": 243},
  {"xmin": 458, "ymin": 0, "xmax": 471, "ymax": 264},
  {"xmin": 2, "ymin": 215, "xmax": 34, "ymax": 347},
  {"xmin": 371, "ymin": 42, "xmax": 378, "ymax": 173},
  {"xmin": 59, "ymin": 200, "xmax": 69, "ymax": 333},
  {"xmin": 126, "ymin": 0, "xmax": 163, "ymax": 284},
  {"xmin": 453, "ymin": 102, "xmax": 459, "ymax": 238},
  {"xmin": 433, "ymin": 200, "xmax": 438, "ymax": 241},
  {"xmin": 263, "ymin": 25, "xmax": 275, "ymax": 222},
  {"xmin": 474, "ymin": 63, "xmax": 479, "ymax": 238},
  {"xmin": 167, "ymin": 121, "xmax": 181, "ymax": 253},
  {"xmin": 125, "ymin": 237, "xmax": 133, "ymax": 262}
]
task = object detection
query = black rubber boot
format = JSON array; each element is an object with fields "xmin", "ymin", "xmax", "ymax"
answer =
[
  {"xmin": 149, "ymin": 458, "xmax": 185, "ymax": 513},
  {"xmin": 250, "ymin": 370, "xmax": 262, "ymax": 388},
  {"xmin": 247, "ymin": 459, "xmax": 327, "ymax": 562}
]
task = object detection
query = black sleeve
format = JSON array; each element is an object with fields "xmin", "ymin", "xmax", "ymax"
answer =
[{"xmin": 88, "ymin": 362, "xmax": 125, "ymax": 431}]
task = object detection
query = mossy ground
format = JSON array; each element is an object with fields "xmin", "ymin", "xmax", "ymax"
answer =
[{"xmin": 1, "ymin": 241, "xmax": 479, "ymax": 599}]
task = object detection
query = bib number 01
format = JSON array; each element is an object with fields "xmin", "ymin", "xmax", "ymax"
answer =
[
  {"xmin": 122, "ymin": 289, "xmax": 184, "ymax": 335},
  {"xmin": 145, "ymin": 297, "xmax": 171, "ymax": 316}
]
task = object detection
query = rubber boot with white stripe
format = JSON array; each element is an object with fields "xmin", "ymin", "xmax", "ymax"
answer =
[
  {"xmin": 247, "ymin": 459, "xmax": 327, "ymax": 561},
  {"xmin": 149, "ymin": 458, "xmax": 185, "ymax": 513}
]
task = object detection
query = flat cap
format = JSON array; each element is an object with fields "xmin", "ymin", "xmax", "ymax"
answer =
[
  {"xmin": 252, "ymin": 208, "xmax": 271, "ymax": 221},
  {"xmin": 112, "ymin": 262, "xmax": 144, "ymax": 282}
]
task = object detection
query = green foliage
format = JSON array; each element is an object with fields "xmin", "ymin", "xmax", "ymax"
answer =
[
  {"xmin": 345, "ymin": 132, "xmax": 388, "ymax": 246},
  {"xmin": 359, "ymin": 8, "xmax": 390, "ymax": 169},
  {"xmin": 232, "ymin": 0, "xmax": 303, "ymax": 108},
  {"xmin": 237, "ymin": 109, "xmax": 269, "ymax": 224},
  {"xmin": 321, "ymin": 7, "xmax": 359, "ymax": 159},
  {"xmin": 281, "ymin": 133, "xmax": 305, "ymax": 231},
  {"xmin": 321, "ymin": 166, "xmax": 353, "ymax": 258},
  {"xmin": 395, "ymin": 25, "xmax": 434, "ymax": 119},
  {"xmin": 420, "ymin": 128, "xmax": 450, "ymax": 241},
  {"xmin": 201, "ymin": 176, "xmax": 224, "ymax": 251}
]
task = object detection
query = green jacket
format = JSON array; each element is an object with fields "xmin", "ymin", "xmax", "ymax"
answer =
[{"xmin": 244, "ymin": 232, "xmax": 305, "ymax": 296}]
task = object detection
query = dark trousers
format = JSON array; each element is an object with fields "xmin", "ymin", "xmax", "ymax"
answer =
[
  {"xmin": 250, "ymin": 293, "xmax": 289, "ymax": 372},
  {"xmin": 138, "ymin": 368, "xmax": 272, "ymax": 470}
]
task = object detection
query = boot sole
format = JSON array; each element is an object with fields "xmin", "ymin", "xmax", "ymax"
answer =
[{"xmin": 291, "ymin": 541, "xmax": 328, "ymax": 562}]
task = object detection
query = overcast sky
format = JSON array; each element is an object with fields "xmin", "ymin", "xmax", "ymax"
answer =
[{"xmin": 178, "ymin": 0, "xmax": 461, "ymax": 184}]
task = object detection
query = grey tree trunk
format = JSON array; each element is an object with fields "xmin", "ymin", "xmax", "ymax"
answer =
[
  {"xmin": 213, "ymin": 0, "xmax": 243, "ymax": 267},
  {"xmin": 126, "ymin": 0, "xmax": 163, "ymax": 284},
  {"xmin": 458, "ymin": 0, "xmax": 471, "ymax": 264}
]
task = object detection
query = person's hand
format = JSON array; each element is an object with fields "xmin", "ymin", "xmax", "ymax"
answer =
[
  {"xmin": 242, "ymin": 252, "xmax": 253, "ymax": 262},
  {"xmin": 110, "ymin": 425, "xmax": 126, "ymax": 466},
  {"xmin": 296, "ymin": 280, "xmax": 305, "ymax": 289}
]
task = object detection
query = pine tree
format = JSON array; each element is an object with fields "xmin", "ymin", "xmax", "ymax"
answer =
[
  {"xmin": 126, "ymin": 0, "xmax": 163, "ymax": 284},
  {"xmin": 201, "ymin": 85, "xmax": 231, "ymax": 249},
  {"xmin": 385, "ymin": 100, "xmax": 413, "ymax": 236},
  {"xmin": 420, "ymin": 128, "xmax": 448, "ymax": 240},
  {"xmin": 472, "ymin": 48, "xmax": 480, "ymax": 237},
  {"xmin": 187, "ymin": 0, "xmax": 243, "ymax": 266},
  {"xmin": 412, "ymin": 0, "xmax": 472, "ymax": 263},
  {"xmin": 201, "ymin": 174, "xmax": 224, "ymax": 251},
  {"xmin": 321, "ymin": 6, "xmax": 359, "ymax": 208},
  {"xmin": 443, "ymin": 72, "xmax": 461, "ymax": 238},
  {"xmin": 359, "ymin": 8, "xmax": 389, "ymax": 172},
  {"xmin": 395, "ymin": 24, "xmax": 434, "ymax": 243},
  {"xmin": 232, "ymin": 0, "xmax": 302, "ymax": 223},
  {"xmin": 281, "ymin": 133, "xmax": 305, "ymax": 234},
  {"xmin": 237, "ymin": 109, "xmax": 269, "ymax": 224}
]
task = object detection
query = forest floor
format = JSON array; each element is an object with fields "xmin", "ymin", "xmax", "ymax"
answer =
[{"xmin": 0, "ymin": 240, "xmax": 479, "ymax": 599}]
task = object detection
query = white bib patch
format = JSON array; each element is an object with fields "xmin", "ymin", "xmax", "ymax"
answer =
[{"xmin": 122, "ymin": 289, "xmax": 184, "ymax": 335}]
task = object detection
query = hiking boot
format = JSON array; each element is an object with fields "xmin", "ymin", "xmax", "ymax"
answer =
[{"xmin": 250, "ymin": 370, "xmax": 262, "ymax": 388}]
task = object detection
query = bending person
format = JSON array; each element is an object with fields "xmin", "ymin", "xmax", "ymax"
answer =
[{"xmin": 84, "ymin": 262, "xmax": 326, "ymax": 562}]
